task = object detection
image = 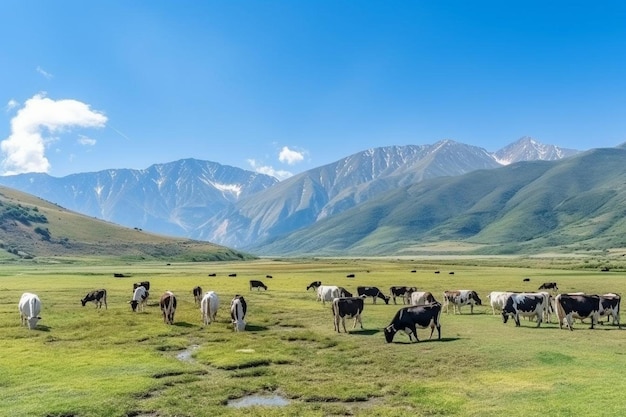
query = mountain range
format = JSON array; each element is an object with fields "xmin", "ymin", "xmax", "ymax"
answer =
[{"xmin": 0, "ymin": 136, "xmax": 591, "ymax": 256}]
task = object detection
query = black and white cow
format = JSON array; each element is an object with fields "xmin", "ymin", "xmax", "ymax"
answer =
[
  {"xmin": 192, "ymin": 286, "xmax": 202, "ymax": 305},
  {"xmin": 389, "ymin": 286, "xmax": 417, "ymax": 305},
  {"xmin": 538, "ymin": 282, "xmax": 558, "ymax": 291},
  {"xmin": 159, "ymin": 291, "xmax": 177, "ymax": 325},
  {"xmin": 487, "ymin": 291, "xmax": 516, "ymax": 315},
  {"xmin": 249, "ymin": 280, "xmax": 267, "ymax": 291},
  {"xmin": 357, "ymin": 286, "xmax": 390, "ymax": 304},
  {"xmin": 133, "ymin": 281, "xmax": 150, "ymax": 291},
  {"xmin": 230, "ymin": 295, "xmax": 247, "ymax": 331},
  {"xmin": 501, "ymin": 293, "xmax": 548, "ymax": 327},
  {"xmin": 332, "ymin": 297, "xmax": 365, "ymax": 333},
  {"xmin": 306, "ymin": 281, "xmax": 322, "ymax": 291},
  {"xmin": 383, "ymin": 303, "xmax": 442, "ymax": 343},
  {"xmin": 129, "ymin": 286, "xmax": 149, "ymax": 312},
  {"xmin": 599, "ymin": 293, "xmax": 621, "ymax": 327},
  {"xmin": 443, "ymin": 290, "xmax": 482, "ymax": 314},
  {"xmin": 555, "ymin": 293, "xmax": 603, "ymax": 331},
  {"xmin": 409, "ymin": 291, "xmax": 437, "ymax": 306},
  {"xmin": 338, "ymin": 287, "xmax": 353, "ymax": 297},
  {"xmin": 81, "ymin": 289, "xmax": 107, "ymax": 309}
]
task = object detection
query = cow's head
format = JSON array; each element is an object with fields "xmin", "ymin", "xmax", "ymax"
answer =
[
  {"xmin": 501, "ymin": 311, "xmax": 510, "ymax": 324},
  {"xmin": 27, "ymin": 316, "xmax": 41, "ymax": 329},
  {"xmin": 383, "ymin": 325, "xmax": 396, "ymax": 343},
  {"xmin": 472, "ymin": 292, "xmax": 482, "ymax": 305},
  {"xmin": 80, "ymin": 298, "xmax": 87, "ymax": 307},
  {"xmin": 129, "ymin": 300, "xmax": 139, "ymax": 312},
  {"xmin": 233, "ymin": 319, "xmax": 246, "ymax": 332}
]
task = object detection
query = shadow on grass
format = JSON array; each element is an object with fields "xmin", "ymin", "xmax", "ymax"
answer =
[
  {"xmin": 349, "ymin": 329, "xmax": 380, "ymax": 336},
  {"xmin": 390, "ymin": 337, "xmax": 460, "ymax": 344},
  {"xmin": 246, "ymin": 324, "xmax": 270, "ymax": 332},
  {"xmin": 35, "ymin": 325, "xmax": 51, "ymax": 332},
  {"xmin": 173, "ymin": 322, "xmax": 194, "ymax": 328}
]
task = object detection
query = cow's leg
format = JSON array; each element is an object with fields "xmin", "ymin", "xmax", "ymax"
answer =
[
  {"xmin": 514, "ymin": 313, "xmax": 521, "ymax": 327},
  {"xmin": 470, "ymin": 304, "xmax": 474, "ymax": 314},
  {"xmin": 341, "ymin": 317, "xmax": 347, "ymax": 333},
  {"xmin": 411, "ymin": 325, "xmax": 419, "ymax": 343}
]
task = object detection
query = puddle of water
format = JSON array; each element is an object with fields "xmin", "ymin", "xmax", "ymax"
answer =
[
  {"xmin": 227, "ymin": 394, "xmax": 291, "ymax": 408},
  {"xmin": 176, "ymin": 344, "xmax": 199, "ymax": 362}
]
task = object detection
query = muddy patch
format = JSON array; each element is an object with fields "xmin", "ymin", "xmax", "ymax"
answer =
[
  {"xmin": 175, "ymin": 344, "xmax": 199, "ymax": 363},
  {"xmin": 227, "ymin": 394, "xmax": 291, "ymax": 408}
]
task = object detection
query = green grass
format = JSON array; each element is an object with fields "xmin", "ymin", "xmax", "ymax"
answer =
[{"xmin": 1, "ymin": 258, "xmax": 626, "ymax": 416}]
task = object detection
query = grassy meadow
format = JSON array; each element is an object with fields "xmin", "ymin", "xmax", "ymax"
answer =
[{"xmin": 1, "ymin": 257, "xmax": 626, "ymax": 416}]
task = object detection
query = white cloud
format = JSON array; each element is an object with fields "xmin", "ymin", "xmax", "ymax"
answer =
[
  {"xmin": 36, "ymin": 66, "xmax": 53, "ymax": 79},
  {"xmin": 5, "ymin": 99, "xmax": 19, "ymax": 112},
  {"xmin": 77, "ymin": 135, "xmax": 97, "ymax": 146},
  {"xmin": 278, "ymin": 146, "xmax": 304, "ymax": 165},
  {"xmin": 247, "ymin": 159, "xmax": 292, "ymax": 181},
  {"xmin": 1, "ymin": 93, "xmax": 107, "ymax": 175}
]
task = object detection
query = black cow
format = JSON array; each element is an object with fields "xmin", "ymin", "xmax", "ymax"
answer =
[
  {"xmin": 501, "ymin": 293, "xmax": 548, "ymax": 327},
  {"xmin": 266, "ymin": 275, "xmax": 273, "ymax": 279},
  {"xmin": 346, "ymin": 274, "xmax": 355, "ymax": 278},
  {"xmin": 555, "ymin": 293, "xmax": 602, "ymax": 331},
  {"xmin": 357, "ymin": 286, "xmax": 390, "ymax": 304},
  {"xmin": 384, "ymin": 303, "xmax": 442, "ymax": 343},
  {"xmin": 389, "ymin": 286, "xmax": 417, "ymax": 305},
  {"xmin": 250, "ymin": 280, "xmax": 267, "ymax": 291},
  {"xmin": 81, "ymin": 289, "xmax": 107, "ymax": 309},
  {"xmin": 306, "ymin": 281, "xmax": 322, "ymax": 291},
  {"xmin": 133, "ymin": 281, "xmax": 150, "ymax": 291},
  {"xmin": 332, "ymin": 297, "xmax": 365, "ymax": 333},
  {"xmin": 538, "ymin": 282, "xmax": 558, "ymax": 291},
  {"xmin": 192, "ymin": 286, "xmax": 202, "ymax": 305},
  {"xmin": 229, "ymin": 273, "xmax": 237, "ymax": 277},
  {"xmin": 208, "ymin": 273, "xmax": 217, "ymax": 277},
  {"xmin": 338, "ymin": 287, "xmax": 352, "ymax": 297}
]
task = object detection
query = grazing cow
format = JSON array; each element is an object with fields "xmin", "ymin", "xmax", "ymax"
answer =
[
  {"xmin": 159, "ymin": 291, "xmax": 177, "ymax": 325},
  {"xmin": 384, "ymin": 303, "xmax": 442, "ymax": 343},
  {"xmin": 192, "ymin": 286, "xmax": 202, "ymax": 305},
  {"xmin": 538, "ymin": 282, "xmax": 558, "ymax": 291},
  {"xmin": 523, "ymin": 278, "xmax": 531, "ymax": 282},
  {"xmin": 18, "ymin": 293, "xmax": 42, "ymax": 330},
  {"xmin": 332, "ymin": 297, "xmax": 365, "ymax": 333},
  {"xmin": 599, "ymin": 293, "xmax": 621, "ymax": 327},
  {"xmin": 409, "ymin": 291, "xmax": 437, "ymax": 306},
  {"xmin": 487, "ymin": 291, "xmax": 516, "ymax": 315},
  {"xmin": 249, "ymin": 280, "xmax": 267, "ymax": 291},
  {"xmin": 228, "ymin": 273, "xmax": 237, "ymax": 277},
  {"xmin": 338, "ymin": 287, "xmax": 353, "ymax": 297},
  {"xmin": 389, "ymin": 286, "xmax": 417, "ymax": 305},
  {"xmin": 230, "ymin": 295, "xmax": 247, "ymax": 331},
  {"xmin": 81, "ymin": 289, "xmax": 107, "ymax": 309},
  {"xmin": 555, "ymin": 293, "xmax": 603, "ymax": 331},
  {"xmin": 501, "ymin": 293, "xmax": 548, "ymax": 327},
  {"xmin": 208, "ymin": 273, "xmax": 217, "ymax": 277},
  {"xmin": 129, "ymin": 286, "xmax": 149, "ymax": 312},
  {"xmin": 346, "ymin": 274, "xmax": 355, "ymax": 278},
  {"xmin": 133, "ymin": 281, "xmax": 150, "ymax": 291},
  {"xmin": 266, "ymin": 275, "xmax": 273, "ymax": 279},
  {"xmin": 317, "ymin": 285, "xmax": 340, "ymax": 304},
  {"xmin": 443, "ymin": 290, "xmax": 482, "ymax": 314},
  {"xmin": 307, "ymin": 281, "xmax": 322, "ymax": 291},
  {"xmin": 200, "ymin": 291, "xmax": 219, "ymax": 325},
  {"xmin": 357, "ymin": 286, "xmax": 390, "ymax": 304}
]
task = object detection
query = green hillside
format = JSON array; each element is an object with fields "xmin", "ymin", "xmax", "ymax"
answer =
[
  {"xmin": 254, "ymin": 148, "xmax": 626, "ymax": 256},
  {"xmin": 0, "ymin": 186, "xmax": 254, "ymax": 262}
]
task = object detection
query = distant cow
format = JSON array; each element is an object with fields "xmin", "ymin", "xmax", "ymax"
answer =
[
  {"xmin": 230, "ymin": 295, "xmax": 247, "ymax": 331},
  {"xmin": 332, "ymin": 297, "xmax": 365, "ymax": 333},
  {"xmin": 265, "ymin": 275, "xmax": 273, "ymax": 279},
  {"xmin": 228, "ymin": 273, "xmax": 237, "ymax": 277},
  {"xmin": 200, "ymin": 291, "xmax": 219, "ymax": 325},
  {"xmin": 133, "ymin": 281, "xmax": 150, "ymax": 291},
  {"xmin": 389, "ymin": 286, "xmax": 417, "ymax": 305},
  {"xmin": 487, "ymin": 291, "xmax": 516, "ymax": 315},
  {"xmin": 249, "ymin": 280, "xmax": 267, "ymax": 291},
  {"xmin": 18, "ymin": 292, "xmax": 42, "ymax": 330},
  {"xmin": 159, "ymin": 291, "xmax": 177, "ymax": 325},
  {"xmin": 555, "ymin": 293, "xmax": 602, "ymax": 331},
  {"xmin": 307, "ymin": 281, "xmax": 322, "ymax": 291},
  {"xmin": 81, "ymin": 289, "xmax": 107, "ymax": 309},
  {"xmin": 338, "ymin": 287, "xmax": 353, "ymax": 297},
  {"xmin": 409, "ymin": 291, "xmax": 437, "ymax": 306},
  {"xmin": 384, "ymin": 303, "xmax": 442, "ymax": 343},
  {"xmin": 317, "ymin": 285, "xmax": 341, "ymax": 304},
  {"xmin": 538, "ymin": 282, "xmax": 558, "ymax": 291},
  {"xmin": 523, "ymin": 278, "xmax": 531, "ymax": 282},
  {"xmin": 501, "ymin": 293, "xmax": 548, "ymax": 327},
  {"xmin": 192, "ymin": 286, "xmax": 202, "ymax": 305},
  {"xmin": 346, "ymin": 274, "xmax": 355, "ymax": 278},
  {"xmin": 357, "ymin": 286, "xmax": 390, "ymax": 304},
  {"xmin": 129, "ymin": 286, "xmax": 149, "ymax": 312},
  {"xmin": 443, "ymin": 290, "xmax": 482, "ymax": 314},
  {"xmin": 208, "ymin": 273, "xmax": 217, "ymax": 277}
]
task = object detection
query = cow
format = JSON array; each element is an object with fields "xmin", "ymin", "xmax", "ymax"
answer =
[
  {"xmin": 487, "ymin": 291, "xmax": 516, "ymax": 315},
  {"xmin": 81, "ymin": 289, "xmax": 107, "ymax": 309},
  {"xmin": 133, "ymin": 281, "xmax": 150, "ymax": 291},
  {"xmin": 265, "ymin": 275, "xmax": 273, "ymax": 279},
  {"xmin": 230, "ymin": 295, "xmax": 247, "ymax": 331},
  {"xmin": 249, "ymin": 280, "xmax": 267, "ymax": 291},
  {"xmin": 18, "ymin": 292, "xmax": 42, "ymax": 330},
  {"xmin": 501, "ymin": 293, "xmax": 548, "ymax": 327},
  {"xmin": 200, "ymin": 291, "xmax": 219, "ymax": 325},
  {"xmin": 307, "ymin": 281, "xmax": 322, "ymax": 291},
  {"xmin": 346, "ymin": 274, "xmax": 355, "ymax": 278},
  {"xmin": 129, "ymin": 286, "xmax": 149, "ymax": 312},
  {"xmin": 192, "ymin": 286, "xmax": 202, "ymax": 305},
  {"xmin": 383, "ymin": 303, "xmax": 442, "ymax": 343},
  {"xmin": 538, "ymin": 282, "xmax": 558, "ymax": 291},
  {"xmin": 555, "ymin": 293, "xmax": 603, "ymax": 331},
  {"xmin": 317, "ymin": 285, "xmax": 340, "ymax": 304},
  {"xmin": 159, "ymin": 291, "xmax": 177, "ymax": 325},
  {"xmin": 338, "ymin": 287, "xmax": 353, "ymax": 297},
  {"xmin": 357, "ymin": 286, "xmax": 390, "ymax": 304},
  {"xmin": 229, "ymin": 273, "xmax": 237, "ymax": 277},
  {"xmin": 208, "ymin": 273, "xmax": 217, "ymax": 277},
  {"xmin": 389, "ymin": 286, "xmax": 417, "ymax": 305},
  {"xmin": 332, "ymin": 297, "xmax": 365, "ymax": 333},
  {"xmin": 599, "ymin": 293, "xmax": 621, "ymax": 327},
  {"xmin": 409, "ymin": 291, "xmax": 437, "ymax": 306},
  {"xmin": 443, "ymin": 290, "xmax": 482, "ymax": 314}
]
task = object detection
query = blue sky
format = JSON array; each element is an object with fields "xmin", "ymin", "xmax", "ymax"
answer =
[{"xmin": 1, "ymin": 1, "xmax": 624, "ymax": 179}]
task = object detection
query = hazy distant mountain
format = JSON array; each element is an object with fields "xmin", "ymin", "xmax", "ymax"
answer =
[
  {"xmin": 0, "ymin": 137, "xmax": 580, "ymax": 252},
  {"xmin": 494, "ymin": 136, "xmax": 579, "ymax": 165}
]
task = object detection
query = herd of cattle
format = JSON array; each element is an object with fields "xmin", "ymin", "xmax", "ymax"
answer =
[{"xmin": 16, "ymin": 277, "xmax": 622, "ymax": 344}]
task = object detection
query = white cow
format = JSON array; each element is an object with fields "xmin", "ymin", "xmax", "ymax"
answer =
[
  {"xmin": 201, "ymin": 291, "xmax": 220, "ymax": 325},
  {"xmin": 487, "ymin": 291, "xmax": 516, "ymax": 315},
  {"xmin": 19, "ymin": 293, "xmax": 42, "ymax": 329},
  {"xmin": 317, "ymin": 285, "xmax": 340, "ymax": 305},
  {"xmin": 410, "ymin": 291, "xmax": 437, "ymax": 306},
  {"xmin": 129, "ymin": 286, "xmax": 149, "ymax": 312}
]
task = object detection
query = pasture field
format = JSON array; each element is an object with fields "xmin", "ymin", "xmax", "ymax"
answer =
[{"xmin": 1, "ymin": 258, "xmax": 626, "ymax": 416}]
